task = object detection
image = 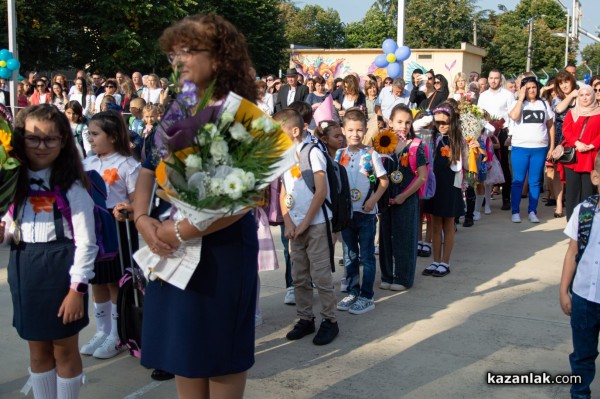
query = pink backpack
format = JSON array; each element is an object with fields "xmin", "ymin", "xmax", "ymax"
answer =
[{"xmin": 407, "ymin": 137, "xmax": 436, "ymax": 199}]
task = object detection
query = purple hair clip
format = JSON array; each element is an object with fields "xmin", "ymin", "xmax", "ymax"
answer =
[{"xmin": 432, "ymin": 106, "xmax": 451, "ymax": 115}]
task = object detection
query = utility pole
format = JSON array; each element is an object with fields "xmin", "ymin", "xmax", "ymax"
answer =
[
  {"xmin": 526, "ymin": 17, "xmax": 534, "ymax": 72},
  {"xmin": 473, "ymin": 20, "xmax": 478, "ymax": 46},
  {"xmin": 564, "ymin": 11, "xmax": 570, "ymax": 67}
]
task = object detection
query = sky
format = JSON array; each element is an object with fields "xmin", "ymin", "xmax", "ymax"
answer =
[{"xmin": 300, "ymin": 0, "xmax": 599, "ymax": 57}]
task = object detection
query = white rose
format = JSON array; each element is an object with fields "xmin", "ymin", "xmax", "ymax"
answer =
[
  {"xmin": 187, "ymin": 172, "xmax": 207, "ymax": 200},
  {"xmin": 184, "ymin": 154, "xmax": 203, "ymax": 177},
  {"xmin": 223, "ymin": 173, "xmax": 244, "ymax": 200},
  {"xmin": 210, "ymin": 138, "xmax": 229, "ymax": 163},
  {"xmin": 196, "ymin": 134, "xmax": 206, "ymax": 146},
  {"xmin": 204, "ymin": 123, "xmax": 219, "ymax": 138},
  {"xmin": 220, "ymin": 112, "xmax": 234, "ymax": 124},
  {"xmin": 241, "ymin": 171, "xmax": 256, "ymax": 190},
  {"xmin": 229, "ymin": 122, "xmax": 252, "ymax": 143}
]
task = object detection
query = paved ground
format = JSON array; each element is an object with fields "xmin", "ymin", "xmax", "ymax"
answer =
[{"xmin": 0, "ymin": 197, "xmax": 592, "ymax": 398}]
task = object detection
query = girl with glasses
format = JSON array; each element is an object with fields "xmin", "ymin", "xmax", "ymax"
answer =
[{"xmin": 1, "ymin": 104, "xmax": 98, "ymax": 398}]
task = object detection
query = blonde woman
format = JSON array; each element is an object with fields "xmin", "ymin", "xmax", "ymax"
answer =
[{"xmin": 142, "ymin": 73, "xmax": 162, "ymax": 104}]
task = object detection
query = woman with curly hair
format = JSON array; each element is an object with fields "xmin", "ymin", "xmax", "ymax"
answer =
[{"xmin": 133, "ymin": 14, "xmax": 257, "ymax": 399}]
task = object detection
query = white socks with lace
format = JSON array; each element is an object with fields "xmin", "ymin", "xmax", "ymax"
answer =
[{"xmin": 27, "ymin": 368, "xmax": 57, "ymax": 399}]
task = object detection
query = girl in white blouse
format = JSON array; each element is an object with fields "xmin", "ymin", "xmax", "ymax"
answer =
[
  {"xmin": 1, "ymin": 104, "xmax": 98, "ymax": 398},
  {"xmin": 80, "ymin": 110, "xmax": 140, "ymax": 360}
]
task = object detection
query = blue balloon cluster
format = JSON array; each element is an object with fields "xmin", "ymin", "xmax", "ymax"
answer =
[
  {"xmin": 374, "ymin": 39, "xmax": 411, "ymax": 79},
  {"xmin": 584, "ymin": 74, "xmax": 591, "ymax": 85},
  {"xmin": 0, "ymin": 49, "xmax": 20, "ymax": 80}
]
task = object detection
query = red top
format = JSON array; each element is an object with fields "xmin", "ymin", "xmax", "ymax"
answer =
[{"xmin": 562, "ymin": 111, "xmax": 600, "ymax": 172}]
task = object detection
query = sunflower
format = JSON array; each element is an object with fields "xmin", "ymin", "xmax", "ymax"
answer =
[
  {"xmin": 0, "ymin": 129, "xmax": 12, "ymax": 154},
  {"xmin": 372, "ymin": 129, "xmax": 398, "ymax": 155}
]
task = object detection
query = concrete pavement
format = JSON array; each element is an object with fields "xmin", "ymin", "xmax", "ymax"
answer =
[{"xmin": 0, "ymin": 198, "xmax": 590, "ymax": 398}]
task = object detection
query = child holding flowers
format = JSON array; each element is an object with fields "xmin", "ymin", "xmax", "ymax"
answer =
[
  {"xmin": 377, "ymin": 104, "xmax": 427, "ymax": 291},
  {"xmin": 422, "ymin": 104, "xmax": 467, "ymax": 277}
]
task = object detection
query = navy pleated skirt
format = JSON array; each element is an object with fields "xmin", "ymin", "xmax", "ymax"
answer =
[
  {"xmin": 141, "ymin": 213, "xmax": 258, "ymax": 378},
  {"xmin": 8, "ymin": 239, "xmax": 89, "ymax": 341}
]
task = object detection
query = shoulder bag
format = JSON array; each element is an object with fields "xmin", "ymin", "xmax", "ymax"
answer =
[{"xmin": 552, "ymin": 116, "xmax": 590, "ymax": 165}]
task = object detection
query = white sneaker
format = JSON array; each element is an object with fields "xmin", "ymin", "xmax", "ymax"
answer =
[
  {"xmin": 484, "ymin": 206, "xmax": 492, "ymax": 215},
  {"xmin": 473, "ymin": 211, "xmax": 481, "ymax": 221},
  {"xmin": 80, "ymin": 332, "xmax": 107, "ymax": 356},
  {"xmin": 92, "ymin": 335, "xmax": 125, "ymax": 359},
  {"xmin": 511, "ymin": 213, "xmax": 521, "ymax": 223},
  {"xmin": 528, "ymin": 211, "xmax": 540, "ymax": 223},
  {"xmin": 284, "ymin": 287, "xmax": 295, "ymax": 305}
]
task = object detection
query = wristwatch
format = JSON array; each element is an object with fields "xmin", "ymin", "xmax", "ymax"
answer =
[{"xmin": 70, "ymin": 282, "xmax": 88, "ymax": 294}]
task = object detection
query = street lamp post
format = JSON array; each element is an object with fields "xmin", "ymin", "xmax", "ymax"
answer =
[{"xmin": 526, "ymin": 17, "xmax": 534, "ymax": 72}]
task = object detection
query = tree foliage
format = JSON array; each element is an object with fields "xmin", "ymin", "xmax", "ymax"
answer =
[
  {"xmin": 0, "ymin": 0, "xmax": 288, "ymax": 77},
  {"xmin": 282, "ymin": 4, "xmax": 346, "ymax": 49},
  {"xmin": 346, "ymin": 7, "xmax": 396, "ymax": 48},
  {"xmin": 581, "ymin": 44, "xmax": 600, "ymax": 75}
]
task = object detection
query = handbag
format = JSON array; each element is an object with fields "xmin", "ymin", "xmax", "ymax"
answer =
[{"xmin": 552, "ymin": 117, "xmax": 590, "ymax": 164}]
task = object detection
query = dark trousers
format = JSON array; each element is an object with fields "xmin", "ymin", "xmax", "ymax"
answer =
[
  {"xmin": 280, "ymin": 224, "xmax": 293, "ymax": 288},
  {"xmin": 498, "ymin": 129, "xmax": 512, "ymax": 203},
  {"xmin": 378, "ymin": 194, "xmax": 419, "ymax": 287},
  {"xmin": 465, "ymin": 186, "xmax": 476, "ymax": 220},
  {"xmin": 570, "ymin": 293, "xmax": 600, "ymax": 399},
  {"xmin": 565, "ymin": 168, "xmax": 596, "ymax": 222}
]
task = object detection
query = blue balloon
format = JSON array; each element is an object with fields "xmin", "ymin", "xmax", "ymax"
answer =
[
  {"xmin": 374, "ymin": 54, "xmax": 389, "ymax": 68},
  {"xmin": 0, "ymin": 49, "xmax": 12, "ymax": 62},
  {"xmin": 0, "ymin": 67, "xmax": 11, "ymax": 79},
  {"xmin": 6, "ymin": 58, "xmax": 20, "ymax": 71},
  {"xmin": 382, "ymin": 39, "xmax": 398, "ymax": 55},
  {"xmin": 387, "ymin": 62, "xmax": 402, "ymax": 79},
  {"xmin": 395, "ymin": 46, "xmax": 412, "ymax": 62}
]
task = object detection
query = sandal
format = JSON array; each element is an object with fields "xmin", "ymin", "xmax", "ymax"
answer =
[
  {"xmin": 422, "ymin": 262, "xmax": 439, "ymax": 276},
  {"xmin": 432, "ymin": 263, "xmax": 450, "ymax": 277},
  {"xmin": 419, "ymin": 243, "xmax": 431, "ymax": 257}
]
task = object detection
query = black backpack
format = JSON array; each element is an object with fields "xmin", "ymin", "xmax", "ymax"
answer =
[{"xmin": 299, "ymin": 143, "xmax": 353, "ymax": 272}]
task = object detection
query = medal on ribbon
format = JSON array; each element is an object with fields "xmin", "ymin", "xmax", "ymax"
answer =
[
  {"xmin": 350, "ymin": 188, "xmax": 362, "ymax": 202},
  {"xmin": 284, "ymin": 194, "xmax": 295, "ymax": 209},
  {"xmin": 390, "ymin": 170, "xmax": 403, "ymax": 184}
]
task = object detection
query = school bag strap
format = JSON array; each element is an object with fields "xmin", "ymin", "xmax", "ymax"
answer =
[{"xmin": 576, "ymin": 194, "xmax": 599, "ymax": 264}]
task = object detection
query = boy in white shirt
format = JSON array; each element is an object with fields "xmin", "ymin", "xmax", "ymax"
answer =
[
  {"xmin": 275, "ymin": 108, "xmax": 339, "ymax": 346},
  {"xmin": 335, "ymin": 109, "xmax": 389, "ymax": 314},
  {"xmin": 561, "ymin": 154, "xmax": 600, "ymax": 399}
]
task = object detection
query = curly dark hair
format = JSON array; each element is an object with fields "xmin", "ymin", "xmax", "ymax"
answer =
[
  {"xmin": 159, "ymin": 14, "xmax": 256, "ymax": 103},
  {"xmin": 13, "ymin": 104, "xmax": 88, "ymax": 208}
]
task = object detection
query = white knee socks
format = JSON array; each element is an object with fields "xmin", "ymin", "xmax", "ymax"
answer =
[
  {"xmin": 109, "ymin": 302, "xmax": 119, "ymax": 340},
  {"xmin": 26, "ymin": 368, "xmax": 57, "ymax": 399},
  {"xmin": 484, "ymin": 184, "xmax": 493, "ymax": 213},
  {"xmin": 475, "ymin": 194, "xmax": 485, "ymax": 214},
  {"xmin": 56, "ymin": 373, "xmax": 84, "ymax": 399},
  {"xmin": 94, "ymin": 300, "xmax": 112, "ymax": 335}
]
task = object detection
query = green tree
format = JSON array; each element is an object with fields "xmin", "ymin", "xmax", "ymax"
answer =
[
  {"xmin": 346, "ymin": 7, "xmax": 396, "ymax": 48},
  {"xmin": 581, "ymin": 43, "xmax": 600, "ymax": 76},
  {"xmin": 283, "ymin": 4, "xmax": 346, "ymax": 48},
  {"xmin": 404, "ymin": 0, "xmax": 477, "ymax": 49}
]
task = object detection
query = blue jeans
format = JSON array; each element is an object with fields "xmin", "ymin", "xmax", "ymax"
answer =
[
  {"xmin": 570, "ymin": 293, "xmax": 600, "ymax": 399},
  {"xmin": 510, "ymin": 146, "xmax": 547, "ymax": 214},
  {"xmin": 341, "ymin": 212, "xmax": 376, "ymax": 300}
]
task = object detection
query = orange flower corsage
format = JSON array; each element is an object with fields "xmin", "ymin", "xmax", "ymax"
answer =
[
  {"xmin": 29, "ymin": 196, "xmax": 55, "ymax": 213},
  {"xmin": 102, "ymin": 168, "xmax": 120, "ymax": 185},
  {"xmin": 400, "ymin": 153, "xmax": 409, "ymax": 167},
  {"xmin": 440, "ymin": 145, "xmax": 451, "ymax": 159},
  {"xmin": 290, "ymin": 164, "xmax": 302, "ymax": 179}
]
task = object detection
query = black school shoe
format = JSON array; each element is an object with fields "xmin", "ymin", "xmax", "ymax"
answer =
[
  {"xmin": 313, "ymin": 319, "xmax": 339, "ymax": 346},
  {"xmin": 501, "ymin": 200, "xmax": 511, "ymax": 210},
  {"xmin": 463, "ymin": 218, "xmax": 474, "ymax": 227},
  {"xmin": 286, "ymin": 318, "xmax": 315, "ymax": 340},
  {"xmin": 151, "ymin": 369, "xmax": 174, "ymax": 381}
]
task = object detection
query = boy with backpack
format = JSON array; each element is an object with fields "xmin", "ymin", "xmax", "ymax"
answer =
[
  {"xmin": 274, "ymin": 108, "xmax": 340, "ymax": 346},
  {"xmin": 560, "ymin": 154, "xmax": 600, "ymax": 399},
  {"xmin": 335, "ymin": 108, "xmax": 389, "ymax": 315}
]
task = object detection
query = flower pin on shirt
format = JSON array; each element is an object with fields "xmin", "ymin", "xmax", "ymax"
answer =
[
  {"xmin": 102, "ymin": 168, "xmax": 120, "ymax": 185},
  {"xmin": 290, "ymin": 164, "xmax": 301, "ymax": 179},
  {"xmin": 29, "ymin": 196, "xmax": 55, "ymax": 213},
  {"xmin": 400, "ymin": 153, "xmax": 409, "ymax": 167},
  {"xmin": 440, "ymin": 145, "xmax": 451, "ymax": 159}
]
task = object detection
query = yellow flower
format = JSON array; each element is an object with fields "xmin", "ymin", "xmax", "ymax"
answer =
[
  {"xmin": 372, "ymin": 129, "xmax": 398, "ymax": 155},
  {"xmin": 0, "ymin": 129, "xmax": 12, "ymax": 153}
]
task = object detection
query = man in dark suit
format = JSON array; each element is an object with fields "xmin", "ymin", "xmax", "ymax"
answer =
[{"xmin": 275, "ymin": 68, "xmax": 309, "ymax": 112}]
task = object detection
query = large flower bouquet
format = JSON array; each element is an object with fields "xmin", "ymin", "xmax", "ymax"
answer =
[
  {"xmin": 0, "ymin": 118, "xmax": 20, "ymax": 217},
  {"xmin": 154, "ymin": 81, "xmax": 295, "ymax": 230},
  {"xmin": 458, "ymin": 99, "xmax": 488, "ymax": 185}
]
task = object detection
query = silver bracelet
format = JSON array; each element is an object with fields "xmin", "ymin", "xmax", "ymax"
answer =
[{"xmin": 174, "ymin": 220, "xmax": 185, "ymax": 243}]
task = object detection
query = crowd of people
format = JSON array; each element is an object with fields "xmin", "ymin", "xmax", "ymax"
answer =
[{"xmin": 1, "ymin": 11, "xmax": 600, "ymax": 399}]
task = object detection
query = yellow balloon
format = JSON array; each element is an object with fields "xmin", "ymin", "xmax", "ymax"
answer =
[
  {"xmin": 0, "ymin": 61, "xmax": 6, "ymax": 68},
  {"xmin": 386, "ymin": 53, "xmax": 396, "ymax": 63}
]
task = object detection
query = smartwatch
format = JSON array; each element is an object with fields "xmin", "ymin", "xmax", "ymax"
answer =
[{"xmin": 70, "ymin": 282, "xmax": 88, "ymax": 294}]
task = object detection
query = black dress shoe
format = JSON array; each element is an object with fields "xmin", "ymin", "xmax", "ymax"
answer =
[
  {"xmin": 463, "ymin": 218, "xmax": 474, "ymax": 227},
  {"xmin": 151, "ymin": 369, "xmax": 175, "ymax": 381}
]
